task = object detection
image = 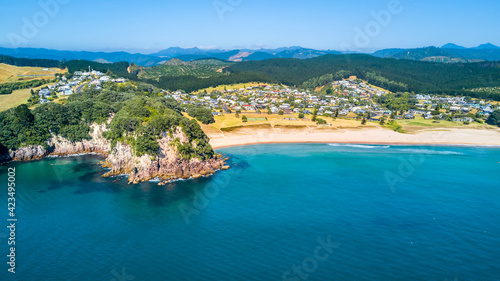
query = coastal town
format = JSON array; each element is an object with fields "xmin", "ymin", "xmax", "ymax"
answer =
[
  {"xmin": 166, "ymin": 78, "xmax": 498, "ymax": 125},
  {"xmin": 32, "ymin": 71, "xmax": 498, "ymax": 127},
  {"xmin": 2, "ymin": 1, "xmax": 500, "ymax": 280}
]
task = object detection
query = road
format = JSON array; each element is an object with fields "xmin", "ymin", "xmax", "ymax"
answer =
[{"xmin": 76, "ymin": 83, "xmax": 88, "ymax": 93}]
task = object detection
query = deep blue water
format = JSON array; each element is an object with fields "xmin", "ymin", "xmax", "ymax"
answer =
[{"xmin": 1, "ymin": 144, "xmax": 500, "ymax": 281}]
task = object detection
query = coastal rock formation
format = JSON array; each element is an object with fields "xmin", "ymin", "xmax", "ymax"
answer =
[
  {"xmin": 49, "ymin": 123, "xmax": 111, "ymax": 156},
  {"xmin": 102, "ymin": 127, "xmax": 226, "ymax": 184},
  {"xmin": 7, "ymin": 145, "xmax": 47, "ymax": 162},
  {"xmin": 4, "ymin": 123, "xmax": 111, "ymax": 162},
  {"xmin": 2, "ymin": 125, "xmax": 227, "ymax": 185}
]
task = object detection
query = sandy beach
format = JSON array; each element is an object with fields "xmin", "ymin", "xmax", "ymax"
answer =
[{"xmin": 208, "ymin": 127, "xmax": 500, "ymax": 149}]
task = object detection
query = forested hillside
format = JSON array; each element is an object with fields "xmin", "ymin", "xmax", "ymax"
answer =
[
  {"xmin": 373, "ymin": 44, "xmax": 500, "ymax": 62},
  {"xmin": 226, "ymin": 54, "xmax": 500, "ymax": 99},
  {"xmin": 0, "ymin": 83, "xmax": 214, "ymax": 160},
  {"xmin": 0, "ymin": 55, "xmax": 63, "ymax": 68},
  {"xmin": 138, "ymin": 58, "xmax": 232, "ymax": 79},
  {"xmin": 4, "ymin": 54, "xmax": 500, "ymax": 99},
  {"xmin": 150, "ymin": 72, "xmax": 274, "ymax": 93}
]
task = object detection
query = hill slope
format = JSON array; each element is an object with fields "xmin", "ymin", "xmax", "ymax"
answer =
[
  {"xmin": 225, "ymin": 54, "xmax": 500, "ymax": 98},
  {"xmin": 0, "ymin": 47, "xmax": 165, "ymax": 67},
  {"xmin": 0, "ymin": 54, "xmax": 63, "ymax": 68},
  {"xmin": 138, "ymin": 58, "xmax": 232, "ymax": 79},
  {"xmin": 375, "ymin": 44, "xmax": 500, "ymax": 62},
  {"xmin": 0, "ymin": 63, "xmax": 64, "ymax": 84}
]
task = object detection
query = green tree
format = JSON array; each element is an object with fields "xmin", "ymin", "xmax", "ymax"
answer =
[
  {"xmin": 242, "ymin": 115, "xmax": 248, "ymax": 122},
  {"xmin": 312, "ymin": 109, "xmax": 318, "ymax": 122},
  {"xmin": 316, "ymin": 118, "xmax": 327, "ymax": 125},
  {"xmin": 186, "ymin": 106, "xmax": 215, "ymax": 124},
  {"xmin": 278, "ymin": 110, "xmax": 284, "ymax": 115},
  {"xmin": 361, "ymin": 118, "xmax": 367, "ymax": 125},
  {"xmin": 134, "ymin": 135, "xmax": 160, "ymax": 156},
  {"xmin": 14, "ymin": 104, "xmax": 34, "ymax": 125},
  {"xmin": 486, "ymin": 110, "xmax": 500, "ymax": 127}
]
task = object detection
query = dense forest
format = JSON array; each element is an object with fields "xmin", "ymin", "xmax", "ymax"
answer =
[
  {"xmin": 225, "ymin": 54, "xmax": 500, "ymax": 100},
  {"xmin": 0, "ymin": 83, "xmax": 214, "ymax": 160},
  {"xmin": 138, "ymin": 58, "xmax": 232, "ymax": 79},
  {"xmin": 2, "ymin": 54, "xmax": 500, "ymax": 99},
  {"xmin": 0, "ymin": 55, "xmax": 63, "ymax": 68},
  {"xmin": 149, "ymin": 72, "xmax": 275, "ymax": 93},
  {"xmin": 373, "ymin": 46, "xmax": 500, "ymax": 62}
]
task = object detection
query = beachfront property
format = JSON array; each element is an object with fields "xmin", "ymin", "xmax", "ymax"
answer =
[{"xmin": 165, "ymin": 78, "xmax": 497, "ymax": 125}]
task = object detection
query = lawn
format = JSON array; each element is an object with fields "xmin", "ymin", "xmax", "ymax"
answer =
[
  {"xmin": 0, "ymin": 88, "xmax": 33, "ymax": 112},
  {"xmin": 0, "ymin": 63, "xmax": 65, "ymax": 84},
  {"xmin": 199, "ymin": 112, "xmax": 378, "ymax": 134},
  {"xmin": 247, "ymin": 118, "xmax": 267, "ymax": 122},
  {"xmin": 195, "ymin": 112, "xmax": 496, "ymax": 137},
  {"xmin": 393, "ymin": 117, "xmax": 491, "ymax": 133},
  {"xmin": 401, "ymin": 117, "xmax": 482, "ymax": 127},
  {"xmin": 0, "ymin": 83, "xmax": 63, "ymax": 112}
]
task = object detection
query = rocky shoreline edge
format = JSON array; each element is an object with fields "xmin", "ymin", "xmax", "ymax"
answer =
[
  {"xmin": 100, "ymin": 155, "xmax": 230, "ymax": 185},
  {"xmin": 0, "ymin": 124, "xmax": 230, "ymax": 185}
]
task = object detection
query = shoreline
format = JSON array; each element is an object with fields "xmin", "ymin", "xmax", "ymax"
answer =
[
  {"xmin": 213, "ymin": 141, "xmax": 500, "ymax": 150},
  {"xmin": 209, "ymin": 127, "xmax": 500, "ymax": 150}
]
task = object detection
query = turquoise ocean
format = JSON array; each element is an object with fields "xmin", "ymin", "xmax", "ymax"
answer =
[{"xmin": 1, "ymin": 144, "xmax": 500, "ymax": 281}]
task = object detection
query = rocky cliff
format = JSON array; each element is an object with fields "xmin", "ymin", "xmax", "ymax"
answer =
[
  {"xmin": 5, "ymin": 123, "xmax": 110, "ymax": 162},
  {"xmin": 102, "ymin": 127, "xmax": 228, "ymax": 184},
  {"xmin": 2, "ymin": 125, "xmax": 228, "ymax": 185}
]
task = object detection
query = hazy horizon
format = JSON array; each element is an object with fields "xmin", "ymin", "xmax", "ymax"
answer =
[
  {"xmin": 1, "ymin": 42, "xmax": 499, "ymax": 56},
  {"xmin": 1, "ymin": 0, "xmax": 499, "ymax": 52}
]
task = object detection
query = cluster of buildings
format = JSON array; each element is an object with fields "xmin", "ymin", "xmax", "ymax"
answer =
[
  {"xmin": 33, "ymin": 72, "xmax": 498, "ymax": 124},
  {"xmin": 414, "ymin": 94, "xmax": 496, "ymax": 119},
  {"xmin": 165, "ymin": 81, "xmax": 385, "ymax": 118},
  {"xmin": 166, "ymin": 79, "xmax": 498, "ymax": 124},
  {"xmin": 36, "ymin": 70, "xmax": 126, "ymax": 104}
]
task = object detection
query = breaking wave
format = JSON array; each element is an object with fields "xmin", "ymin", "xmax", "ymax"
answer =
[{"xmin": 328, "ymin": 144, "xmax": 391, "ymax": 149}]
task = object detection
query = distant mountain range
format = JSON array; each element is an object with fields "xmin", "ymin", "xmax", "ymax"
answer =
[
  {"xmin": 0, "ymin": 46, "xmax": 342, "ymax": 66},
  {"xmin": 0, "ymin": 44, "xmax": 499, "ymax": 67},
  {"xmin": 0, "ymin": 47, "xmax": 165, "ymax": 67},
  {"xmin": 372, "ymin": 43, "xmax": 500, "ymax": 63}
]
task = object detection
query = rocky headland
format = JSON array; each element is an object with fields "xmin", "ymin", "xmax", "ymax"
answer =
[{"xmin": 0, "ymin": 123, "xmax": 228, "ymax": 185}]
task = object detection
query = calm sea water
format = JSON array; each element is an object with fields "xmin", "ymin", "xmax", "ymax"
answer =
[{"xmin": 1, "ymin": 144, "xmax": 500, "ymax": 281}]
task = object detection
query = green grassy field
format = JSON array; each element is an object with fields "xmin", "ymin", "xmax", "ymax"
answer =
[
  {"xmin": 0, "ymin": 63, "xmax": 65, "ymax": 83},
  {"xmin": 247, "ymin": 118, "xmax": 267, "ymax": 121},
  {"xmin": 388, "ymin": 117, "xmax": 491, "ymax": 133},
  {"xmin": 198, "ymin": 113, "xmax": 379, "ymax": 135},
  {"xmin": 0, "ymin": 88, "xmax": 35, "ymax": 112}
]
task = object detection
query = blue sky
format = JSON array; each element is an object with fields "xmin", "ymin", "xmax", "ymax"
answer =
[{"xmin": 0, "ymin": 0, "xmax": 499, "ymax": 53}]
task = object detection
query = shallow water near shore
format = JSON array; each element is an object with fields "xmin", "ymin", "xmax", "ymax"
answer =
[{"xmin": 1, "ymin": 144, "xmax": 500, "ymax": 280}]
